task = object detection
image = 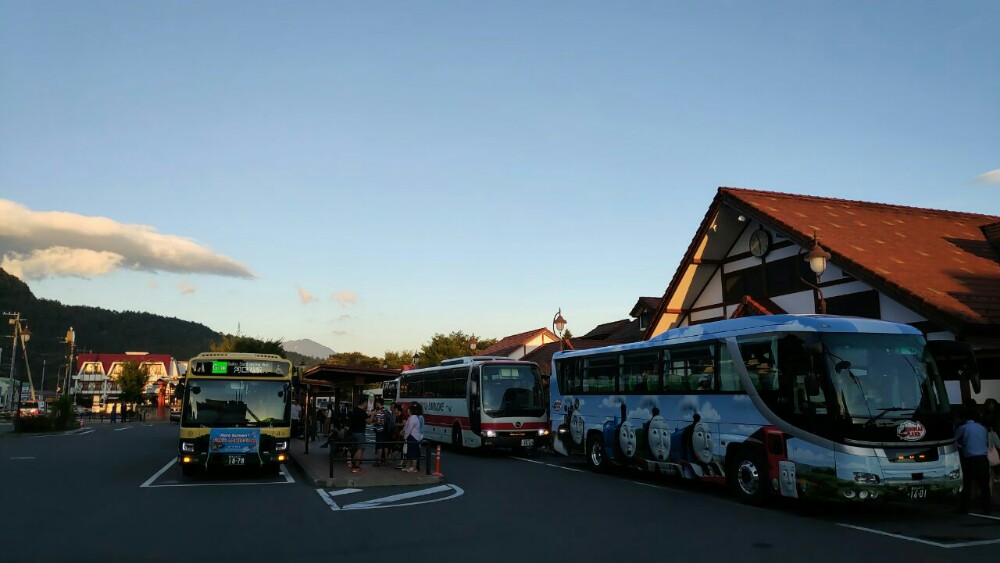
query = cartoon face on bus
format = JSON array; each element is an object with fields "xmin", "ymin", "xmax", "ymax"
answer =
[
  {"xmin": 646, "ymin": 416, "xmax": 670, "ymax": 462},
  {"xmin": 691, "ymin": 422, "xmax": 713, "ymax": 465},
  {"xmin": 569, "ymin": 409, "xmax": 585, "ymax": 447},
  {"xmin": 618, "ymin": 420, "xmax": 637, "ymax": 458}
]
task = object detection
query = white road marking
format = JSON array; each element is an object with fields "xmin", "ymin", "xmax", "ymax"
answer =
[
  {"xmin": 551, "ymin": 464, "xmax": 584, "ymax": 473},
  {"xmin": 326, "ymin": 488, "xmax": 364, "ymax": 497},
  {"xmin": 141, "ymin": 459, "xmax": 177, "ymax": 488},
  {"xmin": 837, "ymin": 523, "xmax": 1000, "ymax": 549},
  {"xmin": 140, "ymin": 459, "xmax": 295, "ymax": 488},
  {"xmin": 113, "ymin": 426, "xmax": 134, "ymax": 432},
  {"xmin": 970, "ymin": 513, "xmax": 1000, "ymax": 522},
  {"xmin": 317, "ymin": 484, "xmax": 465, "ymax": 512},
  {"xmin": 10, "ymin": 456, "xmax": 35, "ymax": 460},
  {"xmin": 511, "ymin": 456, "xmax": 546, "ymax": 465}
]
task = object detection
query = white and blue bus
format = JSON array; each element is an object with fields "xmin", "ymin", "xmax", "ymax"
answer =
[{"xmin": 550, "ymin": 315, "xmax": 981, "ymax": 504}]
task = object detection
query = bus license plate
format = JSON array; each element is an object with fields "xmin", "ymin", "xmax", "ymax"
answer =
[
  {"xmin": 521, "ymin": 439, "xmax": 534, "ymax": 447},
  {"xmin": 225, "ymin": 455, "xmax": 245, "ymax": 466},
  {"xmin": 909, "ymin": 487, "xmax": 927, "ymax": 500}
]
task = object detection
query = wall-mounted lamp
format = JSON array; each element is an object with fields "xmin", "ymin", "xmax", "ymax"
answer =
[{"xmin": 801, "ymin": 232, "xmax": 832, "ymax": 314}]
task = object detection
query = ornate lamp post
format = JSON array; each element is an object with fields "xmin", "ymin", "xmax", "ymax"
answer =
[
  {"xmin": 411, "ymin": 352, "xmax": 419, "ymax": 367},
  {"xmin": 552, "ymin": 308, "xmax": 568, "ymax": 351},
  {"xmin": 469, "ymin": 336, "xmax": 478, "ymax": 356},
  {"xmin": 801, "ymin": 233, "xmax": 832, "ymax": 314}
]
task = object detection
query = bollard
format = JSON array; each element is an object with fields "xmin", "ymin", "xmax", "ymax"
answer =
[{"xmin": 433, "ymin": 444, "xmax": 443, "ymax": 477}]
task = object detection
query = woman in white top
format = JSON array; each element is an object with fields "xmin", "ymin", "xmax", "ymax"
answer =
[{"xmin": 402, "ymin": 403, "xmax": 424, "ymax": 472}]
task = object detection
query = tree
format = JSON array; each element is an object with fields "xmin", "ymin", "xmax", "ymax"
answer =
[
  {"xmin": 115, "ymin": 361, "xmax": 148, "ymax": 420},
  {"xmin": 210, "ymin": 334, "xmax": 286, "ymax": 357},
  {"xmin": 326, "ymin": 351, "xmax": 381, "ymax": 368},
  {"xmin": 382, "ymin": 350, "xmax": 418, "ymax": 369},
  {"xmin": 417, "ymin": 331, "xmax": 498, "ymax": 368},
  {"xmin": 562, "ymin": 329, "xmax": 573, "ymax": 339}
]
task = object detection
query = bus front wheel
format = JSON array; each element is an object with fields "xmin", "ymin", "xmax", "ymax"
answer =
[
  {"xmin": 587, "ymin": 434, "xmax": 610, "ymax": 472},
  {"xmin": 730, "ymin": 450, "xmax": 768, "ymax": 505},
  {"xmin": 452, "ymin": 424, "xmax": 463, "ymax": 450}
]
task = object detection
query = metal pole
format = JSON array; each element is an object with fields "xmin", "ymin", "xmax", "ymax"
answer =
[
  {"xmin": 40, "ymin": 359, "xmax": 46, "ymax": 398},
  {"xmin": 8, "ymin": 314, "xmax": 20, "ymax": 412}
]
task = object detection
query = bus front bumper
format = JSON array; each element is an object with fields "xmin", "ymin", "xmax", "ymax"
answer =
[
  {"xmin": 177, "ymin": 451, "xmax": 289, "ymax": 468},
  {"xmin": 481, "ymin": 430, "xmax": 550, "ymax": 449}
]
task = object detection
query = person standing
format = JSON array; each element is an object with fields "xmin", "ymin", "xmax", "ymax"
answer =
[
  {"xmin": 956, "ymin": 405, "xmax": 993, "ymax": 515},
  {"xmin": 290, "ymin": 400, "xmax": 302, "ymax": 439},
  {"xmin": 401, "ymin": 402, "xmax": 423, "ymax": 473},
  {"xmin": 348, "ymin": 397, "xmax": 369, "ymax": 473},
  {"xmin": 110, "ymin": 403, "xmax": 118, "ymax": 424}
]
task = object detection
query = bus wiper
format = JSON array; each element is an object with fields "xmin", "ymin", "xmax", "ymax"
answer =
[{"xmin": 863, "ymin": 407, "xmax": 915, "ymax": 427}]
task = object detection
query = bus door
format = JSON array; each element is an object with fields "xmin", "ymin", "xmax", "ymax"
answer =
[
  {"xmin": 469, "ymin": 368, "xmax": 482, "ymax": 436},
  {"xmin": 926, "ymin": 340, "xmax": 980, "ymax": 405}
]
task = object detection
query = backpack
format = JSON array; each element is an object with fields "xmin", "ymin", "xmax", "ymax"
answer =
[
  {"xmin": 384, "ymin": 408, "xmax": 396, "ymax": 434},
  {"xmin": 373, "ymin": 408, "xmax": 387, "ymax": 432}
]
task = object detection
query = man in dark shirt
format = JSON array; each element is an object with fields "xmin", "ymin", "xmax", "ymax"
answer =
[
  {"xmin": 956, "ymin": 406, "xmax": 992, "ymax": 514},
  {"xmin": 348, "ymin": 397, "xmax": 369, "ymax": 473}
]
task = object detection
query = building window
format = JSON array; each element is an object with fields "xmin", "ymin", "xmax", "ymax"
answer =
[{"xmin": 825, "ymin": 290, "xmax": 880, "ymax": 319}]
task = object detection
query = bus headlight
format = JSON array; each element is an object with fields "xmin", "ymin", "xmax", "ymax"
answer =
[
  {"xmin": 853, "ymin": 472, "xmax": 880, "ymax": 485},
  {"xmin": 275, "ymin": 440, "xmax": 289, "ymax": 452},
  {"xmin": 485, "ymin": 430, "xmax": 497, "ymax": 438},
  {"xmin": 181, "ymin": 442, "xmax": 195, "ymax": 453},
  {"xmin": 947, "ymin": 468, "xmax": 962, "ymax": 480},
  {"xmin": 538, "ymin": 429, "xmax": 550, "ymax": 436}
]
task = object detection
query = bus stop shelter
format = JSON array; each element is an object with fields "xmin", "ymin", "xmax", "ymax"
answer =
[{"xmin": 300, "ymin": 364, "xmax": 399, "ymax": 416}]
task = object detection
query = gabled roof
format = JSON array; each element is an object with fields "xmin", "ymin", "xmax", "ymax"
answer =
[
  {"xmin": 647, "ymin": 187, "xmax": 1000, "ymax": 338},
  {"xmin": 630, "ymin": 297, "xmax": 662, "ymax": 318},
  {"xmin": 581, "ymin": 319, "xmax": 632, "ymax": 340},
  {"xmin": 730, "ymin": 295, "xmax": 787, "ymax": 318},
  {"xmin": 480, "ymin": 327, "xmax": 557, "ymax": 357}
]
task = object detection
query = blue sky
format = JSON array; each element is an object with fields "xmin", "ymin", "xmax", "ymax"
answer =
[{"xmin": 1, "ymin": 1, "xmax": 998, "ymax": 357}]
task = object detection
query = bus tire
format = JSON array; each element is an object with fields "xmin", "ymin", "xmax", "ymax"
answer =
[
  {"xmin": 730, "ymin": 450, "xmax": 768, "ymax": 505},
  {"xmin": 587, "ymin": 432, "xmax": 610, "ymax": 472},
  {"xmin": 452, "ymin": 424, "xmax": 463, "ymax": 450}
]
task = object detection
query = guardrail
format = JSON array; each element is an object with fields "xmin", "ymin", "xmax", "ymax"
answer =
[{"xmin": 325, "ymin": 437, "xmax": 439, "ymax": 478}]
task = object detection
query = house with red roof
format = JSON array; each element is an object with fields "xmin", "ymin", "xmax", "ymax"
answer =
[
  {"xmin": 73, "ymin": 352, "xmax": 182, "ymax": 407},
  {"xmin": 643, "ymin": 187, "xmax": 1000, "ymax": 402},
  {"xmin": 479, "ymin": 328, "xmax": 561, "ymax": 360}
]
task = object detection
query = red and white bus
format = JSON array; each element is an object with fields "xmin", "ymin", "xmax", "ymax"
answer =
[{"xmin": 389, "ymin": 356, "xmax": 549, "ymax": 450}]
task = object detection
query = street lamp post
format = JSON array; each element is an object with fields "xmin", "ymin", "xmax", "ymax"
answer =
[
  {"xmin": 552, "ymin": 308, "xmax": 568, "ymax": 351},
  {"xmin": 411, "ymin": 352, "xmax": 419, "ymax": 367},
  {"xmin": 801, "ymin": 233, "xmax": 832, "ymax": 315},
  {"xmin": 469, "ymin": 336, "xmax": 478, "ymax": 356},
  {"xmin": 4, "ymin": 312, "xmax": 28, "ymax": 412},
  {"xmin": 63, "ymin": 327, "xmax": 76, "ymax": 400}
]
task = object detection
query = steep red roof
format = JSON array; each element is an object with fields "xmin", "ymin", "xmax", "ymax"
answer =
[
  {"xmin": 76, "ymin": 353, "xmax": 175, "ymax": 375},
  {"xmin": 647, "ymin": 187, "xmax": 1000, "ymax": 337},
  {"xmin": 480, "ymin": 327, "xmax": 557, "ymax": 357}
]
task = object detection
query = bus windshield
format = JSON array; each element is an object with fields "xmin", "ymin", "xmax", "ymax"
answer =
[
  {"xmin": 480, "ymin": 364, "xmax": 545, "ymax": 417},
  {"xmin": 821, "ymin": 333, "xmax": 950, "ymax": 421},
  {"xmin": 182, "ymin": 380, "xmax": 289, "ymax": 428},
  {"xmin": 738, "ymin": 332, "xmax": 951, "ymax": 442}
]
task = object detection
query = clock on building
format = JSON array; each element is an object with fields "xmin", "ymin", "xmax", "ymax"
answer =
[{"xmin": 749, "ymin": 228, "xmax": 771, "ymax": 258}]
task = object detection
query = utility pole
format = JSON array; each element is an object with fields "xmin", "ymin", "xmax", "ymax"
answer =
[{"xmin": 3, "ymin": 312, "xmax": 23, "ymax": 413}]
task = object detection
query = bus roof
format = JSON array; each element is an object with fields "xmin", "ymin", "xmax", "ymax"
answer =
[
  {"xmin": 188, "ymin": 352, "xmax": 288, "ymax": 362},
  {"xmin": 553, "ymin": 314, "xmax": 923, "ymax": 360},
  {"xmin": 402, "ymin": 356, "xmax": 535, "ymax": 375}
]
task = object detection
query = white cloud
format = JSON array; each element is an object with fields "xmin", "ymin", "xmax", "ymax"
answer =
[
  {"xmin": 0, "ymin": 199, "xmax": 254, "ymax": 280},
  {"xmin": 178, "ymin": 281, "xmax": 197, "ymax": 295},
  {"xmin": 297, "ymin": 287, "xmax": 317, "ymax": 304},
  {"xmin": 332, "ymin": 290, "xmax": 358, "ymax": 307},
  {"xmin": 1, "ymin": 247, "xmax": 123, "ymax": 279},
  {"xmin": 971, "ymin": 169, "xmax": 1000, "ymax": 184}
]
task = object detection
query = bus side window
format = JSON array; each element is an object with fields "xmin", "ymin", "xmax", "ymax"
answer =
[{"xmin": 718, "ymin": 346, "xmax": 743, "ymax": 391}]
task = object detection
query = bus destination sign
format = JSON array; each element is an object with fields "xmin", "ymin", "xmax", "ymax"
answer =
[{"xmin": 190, "ymin": 360, "xmax": 288, "ymax": 377}]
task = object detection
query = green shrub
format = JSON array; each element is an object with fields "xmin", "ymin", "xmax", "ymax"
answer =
[{"xmin": 49, "ymin": 395, "xmax": 77, "ymax": 431}]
